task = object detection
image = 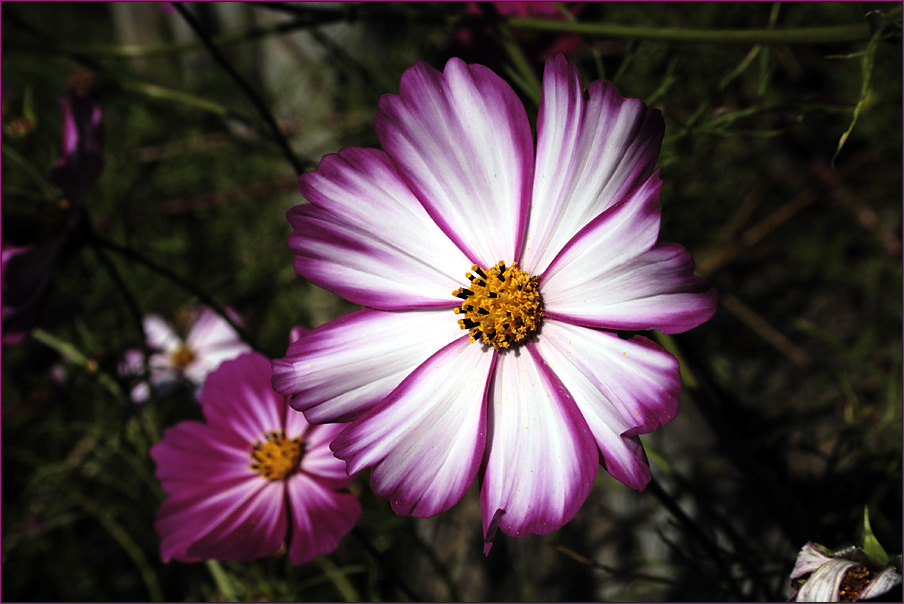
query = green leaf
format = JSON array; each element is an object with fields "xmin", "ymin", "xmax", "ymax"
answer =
[
  {"xmin": 831, "ymin": 15, "xmax": 882, "ymax": 166},
  {"xmin": 861, "ymin": 506, "xmax": 890, "ymax": 567}
]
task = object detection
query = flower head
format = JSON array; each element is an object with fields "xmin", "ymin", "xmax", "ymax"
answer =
[
  {"xmin": 120, "ymin": 307, "xmax": 251, "ymax": 402},
  {"xmin": 151, "ymin": 351, "xmax": 361, "ymax": 564},
  {"xmin": 272, "ymin": 55, "xmax": 717, "ymax": 551},
  {"xmin": 2, "ymin": 90, "xmax": 102, "ymax": 345},
  {"xmin": 791, "ymin": 542, "xmax": 903, "ymax": 602}
]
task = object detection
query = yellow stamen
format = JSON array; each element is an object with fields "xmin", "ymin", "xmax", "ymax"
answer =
[
  {"xmin": 249, "ymin": 431, "xmax": 304, "ymax": 481},
  {"xmin": 452, "ymin": 261, "xmax": 543, "ymax": 349},
  {"xmin": 170, "ymin": 344, "xmax": 195, "ymax": 370}
]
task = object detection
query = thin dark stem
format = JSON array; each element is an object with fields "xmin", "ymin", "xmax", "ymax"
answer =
[
  {"xmin": 172, "ymin": 2, "xmax": 305, "ymax": 175},
  {"xmin": 87, "ymin": 224, "xmax": 151, "ymax": 397},
  {"xmin": 91, "ymin": 234, "xmax": 259, "ymax": 353},
  {"xmin": 647, "ymin": 478, "xmax": 746, "ymax": 601}
]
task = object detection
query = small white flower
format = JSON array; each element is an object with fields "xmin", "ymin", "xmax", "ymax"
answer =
[
  {"xmin": 121, "ymin": 307, "xmax": 251, "ymax": 402},
  {"xmin": 791, "ymin": 542, "xmax": 902, "ymax": 602}
]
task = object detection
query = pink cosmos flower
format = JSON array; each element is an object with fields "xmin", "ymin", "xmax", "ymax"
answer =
[
  {"xmin": 2, "ymin": 90, "xmax": 102, "ymax": 345},
  {"xmin": 272, "ymin": 55, "xmax": 717, "ymax": 551},
  {"xmin": 450, "ymin": 2, "xmax": 584, "ymax": 69},
  {"xmin": 151, "ymin": 351, "xmax": 361, "ymax": 564},
  {"xmin": 120, "ymin": 307, "xmax": 251, "ymax": 402}
]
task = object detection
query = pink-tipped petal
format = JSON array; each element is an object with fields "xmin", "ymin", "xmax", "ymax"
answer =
[
  {"xmin": 533, "ymin": 321, "xmax": 680, "ymax": 489},
  {"xmin": 185, "ymin": 339, "xmax": 254, "ymax": 386},
  {"xmin": 151, "ymin": 422, "xmax": 253, "ymax": 494},
  {"xmin": 521, "ymin": 55, "xmax": 664, "ymax": 275},
  {"xmin": 542, "ymin": 174, "xmax": 717, "ymax": 335},
  {"xmin": 375, "ymin": 58, "xmax": 533, "ymax": 266},
  {"xmin": 183, "ymin": 481, "xmax": 287, "ymax": 562},
  {"xmin": 795, "ymin": 559, "xmax": 858, "ymax": 602},
  {"xmin": 537, "ymin": 321, "xmax": 680, "ymax": 434},
  {"xmin": 791, "ymin": 542, "xmax": 836, "ymax": 580},
  {"xmin": 331, "ymin": 337, "xmax": 492, "ymax": 518},
  {"xmin": 285, "ymin": 474, "xmax": 362, "ymax": 565},
  {"xmin": 157, "ymin": 478, "xmax": 285, "ymax": 563},
  {"xmin": 271, "ymin": 308, "xmax": 463, "ymax": 423},
  {"xmin": 859, "ymin": 567, "xmax": 903, "ymax": 600},
  {"xmin": 185, "ymin": 307, "xmax": 247, "ymax": 352},
  {"xmin": 144, "ymin": 314, "xmax": 180, "ymax": 354},
  {"xmin": 49, "ymin": 91, "xmax": 104, "ymax": 204},
  {"xmin": 200, "ymin": 353, "xmax": 284, "ymax": 446},
  {"xmin": 288, "ymin": 325, "xmax": 309, "ymax": 344},
  {"xmin": 480, "ymin": 344, "xmax": 597, "ymax": 542},
  {"xmin": 295, "ymin": 421, "xmax": 357, "ymax": 488},
  {"xmin": 182, "ymin": 308, "xmax": 250, "ymax": 383},
  {"xmin": 291, "ymin": 147, "xmax": 471, "ymax": 309}
]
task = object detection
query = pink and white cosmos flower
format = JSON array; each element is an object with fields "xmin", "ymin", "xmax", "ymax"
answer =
[
  {"xmin": 121, "ymin": 307, "xmax": 251, "ymax": 402},
  {"xmin": 152, "ymin": 351, "xmax": 361, "ymax": 564},
  {"xmin": 272, "ymin": 55, "xmax": 717, "ymax": 551}
]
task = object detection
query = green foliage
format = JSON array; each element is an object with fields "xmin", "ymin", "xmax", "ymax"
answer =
[{"xmin": 861, "ymin": 506, "xmax": 890, "ymax": 568}]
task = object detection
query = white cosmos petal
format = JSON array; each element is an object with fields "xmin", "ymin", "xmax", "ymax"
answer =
[
  {"xmin": 859, "ymin": 566, "xmax": 903, "ymax": 600},
  {"xmin": 796, "ymin": 559, "xmax": 858, "ymax": 602},
  {"xmin": 331, "ymin": 337, "xmax": 492, "ymax": 518},
  {"xmin": 533, "ymin": 321, "xmax": 682, "ymax": 490},
  {"xmin": 522, "ymin": 55, "xmax": 664, "ymax": 275},
  {"xmin": 144, "ymin": 314, "xmax": 180, "ymax": 355},
  {"xmin": 185, "ymin": 307, "xmax": 246, "ymax": 352},
  {"xmin": 291, "ymin": 147, "xmax": 471, "ymax": 309},
  {"xmin": 271, "ymin": 309, "xmax": 464, "ymax": 423},
  {"xmin": 375, "ymin": 58, "xmax": 533, "ymax": 267},
  {"xmin": 480, "ymin": 344, "xmax": 597, "ymax": 546},
  {"xmin": 791, "ymin": 542, "xmax": 836, "ymax": 580},
  {"xmin": 542, "ymin": 174, "xmax": 717, "ymax": 335}
]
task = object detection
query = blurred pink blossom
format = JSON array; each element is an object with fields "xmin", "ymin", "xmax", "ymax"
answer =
[
  {"xmin": 151, "ymin": 351, "xmax": 360, "ymax": 564},
  {"xmin": 450, "ymin": 2, "xmax": 585, "ymax": 67},
  {"xmin": 1, "ymin": 90, "xmax": 103, "ymax": 345}
]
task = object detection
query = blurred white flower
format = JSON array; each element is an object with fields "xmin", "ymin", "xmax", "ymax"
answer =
[{"xmin": 120, "ymin": 307, "xmax": 250, "ymax": 402}]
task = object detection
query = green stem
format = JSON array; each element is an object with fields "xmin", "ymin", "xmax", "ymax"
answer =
[
  {"xmin": 506, "ymin": 18, "xmax": 871, "ymax": 45},
  {"xmin": 205, "ymin": 560, "xmax": 239, "ymax": 602},
  {"xmin": 314, "ymin": 555, "xmax": 362, "ymax": 602},
  {"xmin": 498, "ymin": 25, "xmax": 543, "ymax": 104},
  {"xmin": 120, "ymin": 79, "xmax": 230, "ymax": 117}
]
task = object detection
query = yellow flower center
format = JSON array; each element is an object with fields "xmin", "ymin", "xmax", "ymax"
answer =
[
  {"xmin": 249, "ymin": 431, "xmax": 304, "ymax": 481},
  {"xmin": 170, "ymin": 343, "xmax": 195, "ymax": 371},
  {"xmin": 838, "ymin": 566, "xmax": 871, "ymax": 602},
  {"xmin": 452, "ymin": 261, "xmax": 544, "ymax": 350}
]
